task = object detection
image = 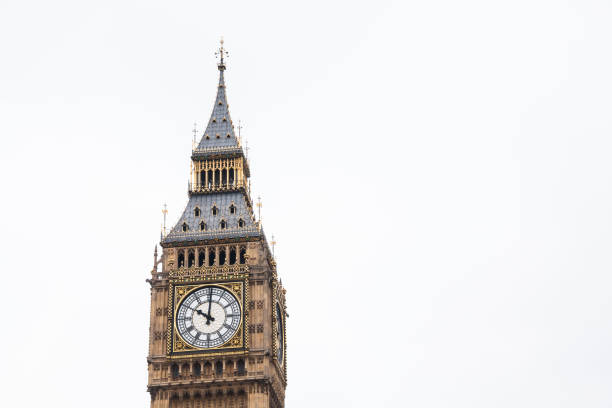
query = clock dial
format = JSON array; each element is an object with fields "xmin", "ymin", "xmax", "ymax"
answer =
[
  {"xmin": 176, "ymin": 286, "xmax": 241, "ymax": 349},
  {"xmin": 276, "ymin": 302, "xmax": 284, "ymax": 364}
]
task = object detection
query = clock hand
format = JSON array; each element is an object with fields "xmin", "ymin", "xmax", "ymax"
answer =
[
  {"xmin": 206, "ymin": 288, "xmax": 213, "ymax": 325},
  {"xmin": 195, "ymin": 308, "xmax": 215, "ymax": 323}
]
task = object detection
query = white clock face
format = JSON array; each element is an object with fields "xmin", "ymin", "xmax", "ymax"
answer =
[
  {"xmin": 276, "ymin": 302, "xmax": 284, "ymax": 364},
  {"xmin": 176, "ymin": 286, "xmax": 241, "ymax": 349}
]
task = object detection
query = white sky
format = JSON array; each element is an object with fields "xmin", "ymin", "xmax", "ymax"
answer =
[{"xmin": 1, "ymin": 0, "xmax": 611, "ymax": 406}]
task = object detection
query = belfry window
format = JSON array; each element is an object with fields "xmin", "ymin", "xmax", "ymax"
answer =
[
  {"xmin": 239, "ymin": 247, "xmax": 247, "ymax": 264},
  {"xmin": 222, "ymin": 169, "xmax": 227, "ymax": 186},
  {"xmin": 194, "ymin": 207, "xmax": 201, "ymax": 217},
  {"xmin": 229, "ymin": 247, "xmax": 237, "ymax": 265},
  {"xmin": 193, "ymin": 362, "xmax": 201, "ymax": 377},
  {"xmin": 198, "ymin": 249, "xmax": 205, "ymax": 267},
  {"xmin": 171, "ymin": 363, "xmax": 179, "ymax": 379},
  {"xmin": 182, "ymin": 222, "xmax": 189, "ymax": 232},
  {"xmin": 208, "ymin": 248, "xmax": 216, "ymax": 266},
  {"xmin": 200, "ymin": 221, "xmax": 206, "ymax": 231},
  {"xmin": 229, "ymin": 169, "xmax": 235, "ymax": 185},
  {"xmin": 219, "ymin": 248, "xmax": 226, "ymax": 265},
  {"xmin": 178, "ymin": 251, "xmax": 185, "ymax": 268},
  {"xmin": 207, "ymin": 170, "xmax": 213, "ymax": 188},
  {"xmin": 188, "ymin": 251, "xmax": 195, "ymax": 268},
  {"xmin": 230, "ymin": 204, "xmax": 236, "ymax": 214}
]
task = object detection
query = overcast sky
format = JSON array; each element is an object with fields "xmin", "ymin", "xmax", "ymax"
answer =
[{"xmin": 1, "ymin": 0, "xmax": 611, "ymax": 407}]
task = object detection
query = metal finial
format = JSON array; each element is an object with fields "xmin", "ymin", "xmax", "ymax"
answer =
[
  {"xmin": 215, "ymin": 36, "xmax": 228, "ymax": 67},
  {"xmin": 192, "ymin": 122, "xmax": 197, "ymax": 147},
  {"xmin": 162, "ymin": 203, "xmax": 168, "ymax": 236},
  {"xmin": 256, "ymin": 196, "xmax": 262, "ymax": 223},
  {"xmin": 271, "ymin": 235, "xmax": 277, "ymax": 257}
]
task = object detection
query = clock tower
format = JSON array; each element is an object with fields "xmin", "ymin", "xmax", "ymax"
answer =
[{"xmin": 147, "ymin": 41, "xmax": 287, "ymax": 408}]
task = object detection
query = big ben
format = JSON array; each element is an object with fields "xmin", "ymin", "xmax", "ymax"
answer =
[{"xmin": 147, "ymin": 40, "xmax": 287, "ymax": 408}]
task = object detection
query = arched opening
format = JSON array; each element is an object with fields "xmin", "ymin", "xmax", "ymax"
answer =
[
  {"xmin": 215, "ymin": 361, "xmax": 223, "ymax": 377},
  {"xmin": 237, "ymin": 359, "xmax": 246, "ymax": 376},
  {"xmin": 207, "ymin": 170, "xmax": 213, "ymax": 188},
  {"xmin": 188, "ymin": 251, "xmax": 195, "ymax": 268},
  {"xmin": 212, "ymin": 206, "xmax": 218, "ymax": 216},
  {"xmin": 198, "ymin": 249, "xmax": 205, "ymax": 267},
  {"xmin": 222, "ymin": 169, "xmax": 227, "ymax": 186},
  {"xmin": 194, "ymin": 207, "xmax": 201, "ymax": 217},
  {"xmin": 229, "ymin": 247, "xmax": 237, "ymax": 265},
  {"xmin": 203, "ymin": 362, "xmax": 212, "ymax": 377},
  {"xmin": 219, "ymin": 248, "xmax": 226, "ymax": 265},
  {"xmin": 220, "ymin": 220, "xmax": 227, "ymax": 229},
  {"xmin": 214, "ymin": 169, "xmax": 220, "ymax": 187},
  {"xmin": 200, "ymin": 170, "xmax": 205, "ymax": 188},
  {"xmin": 200, "ymin": 221, "xmax": 206, "ymax": 231},
  {"xmin": 229, "ymin": 204, "xmax": 236, "ymax": 214},
  {"xmin": 182, "ymin": 222, "xmax": 189, "ymax": 232},
  {"xmin": 193, "ymin": 362, "xmax": 201, "ymax": 377},
  {"xmin": 177, "ymin": 252, "xmax": 185, "ymax": 268},
  {"xmin": 181, "ymin": 363, "xmax": 190, "ymax": 377},
  {"xmin": 226, "ymin": 360, "xmax": 234, "ymax": 376},
  {"xmin": 229, "ymin": 168, "xmax": 235, "ymax": 185},
  {"xmin": 208, "ymin": 248, "xmax": 215, "ymax": 266},
  {"xmin": 239, "ymin": 247, "xmax": 246, "ymax": 264},
  {"xmin": 171, "ymin": 363, "xmax": 179, "ymax": 379},
  {"xmin": 238, "ymin": 218, "xmax": 245, "ymax": 228}
]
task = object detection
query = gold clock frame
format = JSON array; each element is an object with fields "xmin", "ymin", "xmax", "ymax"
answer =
[{"xmin": 167, "ymin": 278, "xmax": 249, "ymax": 358}]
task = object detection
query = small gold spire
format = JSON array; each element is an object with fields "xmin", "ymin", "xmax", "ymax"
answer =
[
  {"xmin": 162, "ymin": 203, "xmax": 168, "ymax": 236},
  {"xmin": 271, "ymin": 235, "xmax": 277, "ymax": 258},
  {"xmin": 256, "ymin": 196, "xmax": 262, "ymax": 224}
]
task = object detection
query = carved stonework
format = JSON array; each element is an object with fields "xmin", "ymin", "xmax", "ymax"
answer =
[{"xmin": 147, "ymin": 45, "xmax": 287, "ymax": 408}]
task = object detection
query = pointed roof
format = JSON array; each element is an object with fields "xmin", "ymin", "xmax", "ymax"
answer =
[{"xmin": 196, "ymin": 47, "xmax": 239, "ymax": 150}]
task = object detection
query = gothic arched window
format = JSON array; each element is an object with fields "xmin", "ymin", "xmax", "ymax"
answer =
[
  {"xmin": 220, "ymin": 220, "xmax": 227, "ymax": 229},
  {"xmin": 182, "ymin": 222, "xmax": 189, "ymax": 232},
  {"xmin": 212, "ymin": 205, "xmax": 218, "ymax": 216},
  {"xmin": 238, "ymin": 218, "xmax": 245, "ymax": 228},
  {"xmin": 237, "ymin": 359, "xmax": 246, "ymax": 376},
  {"xmin": 230, "ymin": 204, "xmax": 236, "ymax": 214},
  {"xmin": 194, "ymin": 207, "xmax": 201, "ymax": 217},
  {"xmin": 219, "ymin": 248, "xmax": 226, "ymax": 265},
  {"xmin": 229, "ymin": 247, "xmax": 237, "ymax": 265},
  {"xmin": 239, "ymin": 247, "xmax": 246, "ymax": 264},
  {"xmin": 188, "ymin": 250, "xmax": 195, "ymax": 268},
  {"xmin": 215, "ymin": 361, "xmax": 223, "ymax": 376},
  {"xmin": 198, "ymin": 249, "xmax": 205, "ymax": 267},
  {"xmin": 208, "ymin": 248, "xmax": 216, "ymax": 266},
  {"xmin": 200, "ymin": 221, "xmax": 206, "ymax": 231}
]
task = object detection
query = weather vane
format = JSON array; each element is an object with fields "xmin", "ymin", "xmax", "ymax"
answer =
[{"xmin": 215, "ymin": 37, "xmax": 228, "ymax": 66}]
